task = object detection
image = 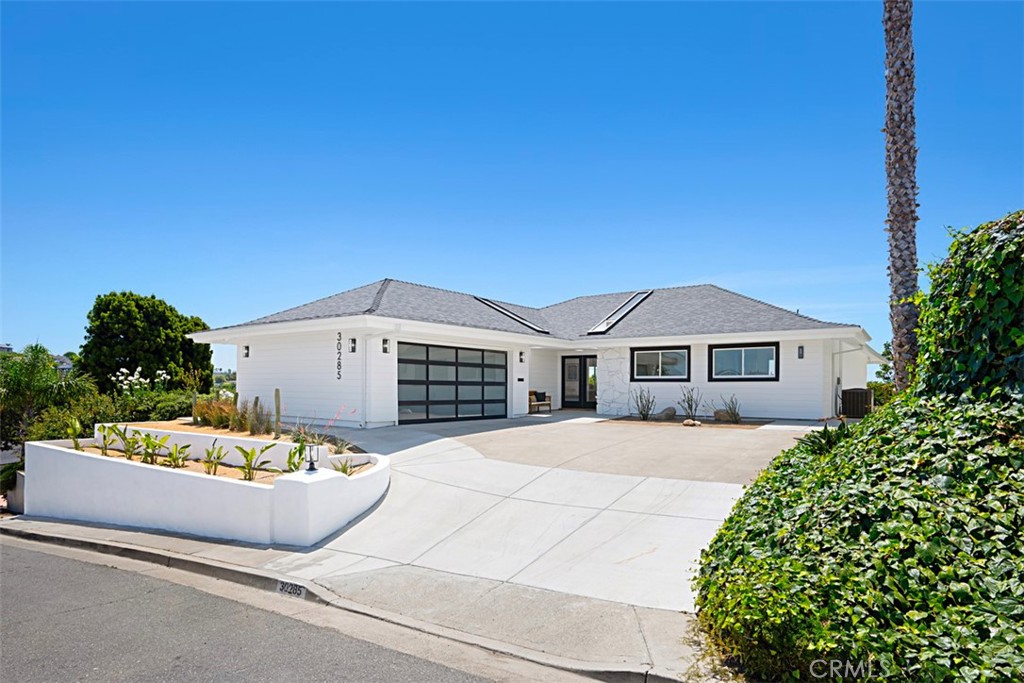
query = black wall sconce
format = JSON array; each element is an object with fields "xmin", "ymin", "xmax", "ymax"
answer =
[
  {"xmin": 348, "ymin": 338, "xmax": 357, "ymax": 353},
  {"xmin": 519, "ymin": 351, "xmax": 526, "ymax": 363},
  {"xmin": 797, "ymin": 345, "xmax": 805, "ymax": 359},
  {"xmin": 242, "ymin": 345, "xmax": 250, "ymax": 358},
  {"xmin": 382, "ymin": 339, "xmax": 390, "ymax": 354}
]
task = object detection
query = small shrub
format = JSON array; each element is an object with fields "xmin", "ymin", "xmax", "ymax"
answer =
[
  {"xmin": 139, "ymin": 433, "xmax": 170, "ymax": 465},
  {"xmin": 331, "ymin": 458, "xmax": 353, "ymax": 475},
  {"xmin": 193, "ymin": 397, "xmax": 235, "ymax": 429},
  {"xmin": 286, "ymin": 437, "xmax": 306, "ymax": 473},
  {"xmin": 332, "ymin": 438, "xmax": 353, "ymax": 455},
  {"xmin": 676, "ymin": 386, "xmax": 704, "ymax": 420},
  {"xmin": 65, "ymin": 417, "xmax": 83, "ymax": 451},
  {"xmin": 202, "ymin": 439, "xmax": 227, "ymax": 475},
  {"xmin": 706, "ymin": 394, "xmax": 741, "ymax": 423},
  {"xmin": 234, "ymin": 443, "xmax": 278, "ymax": 481},
  {"xmin": 163, "ymin": 443, "xmax": 191, "ymax": 468},
  {"xmin": 867, "ymin": 380, "xmax": 895, "ymax": 407},
  {"xmin": 230, "ymin": 399, "xmax": 250, "ymax": 432},
  {"xmin": 110, "ymin": 425, "xmax": 141, "ymax": 461},
  {"xmin": 148, "ymin": 392, "xmax": 192, "ymax": 421},
  {"xmin": 795, "ymin": 420, "xmax": 852, "ymax": 455},
  {"xmin": 96, "ymin": 424, "xmax": 117, "ymax": 456},
  {"xmin": 248, "ymin": 397, "xmax": 272, "ymax": 436},
  {"xmin": 630, "ymin": 386, "xmax": 656, "ymax": 420}
]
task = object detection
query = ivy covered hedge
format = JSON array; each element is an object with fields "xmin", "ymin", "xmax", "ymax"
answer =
[{"xmin": 695, "ymin": 210, "xmax": 1024, "ymax": 681}]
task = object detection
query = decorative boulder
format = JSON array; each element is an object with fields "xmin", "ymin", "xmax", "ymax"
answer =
[
  {"xmin": 683, "ymin": 419, "xmax": 702, "ymax": 427},
  {"xmin": 653, "ymin": 406, "xmax": 677, "ymax": 421},
  {"xmin": 713, "ymin": 409, "xmax": 731, "ymax": 422}
]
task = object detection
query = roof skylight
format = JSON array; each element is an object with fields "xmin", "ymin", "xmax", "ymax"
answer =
[
  {"xmin": 475, "ymin": 297, "xmax": 550, "ymax": 334},
  {"xmin": 586, "ymin": 290, "xmax": 653, "ymax": 335}
]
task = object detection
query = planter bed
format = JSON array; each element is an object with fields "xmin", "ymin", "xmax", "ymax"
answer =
[{"xmin": 24, "ymin": 436, "xmax": 391, "ymax": 547}]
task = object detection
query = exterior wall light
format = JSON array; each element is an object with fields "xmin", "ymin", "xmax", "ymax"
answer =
[
  {"xmin": 243, "ymin": 345, "xmax": 250, "ymax": 358},
  {"xmin": 797, "ymin": 345, "xmax": 805, "ymax": 359},
  {"xmin": 382, "ymin": 339, "xmax": 390, "ymax": 354},
  {"xmin": 305, "ymin": 443, "xmax": 319, "ymax": 472},
  {"xmin": 349, "ymin": 338, "xmax": 357, "ymax": 353},
  {"xmin": 519, "ymin": 351, "xmax": 526, "ymax": 363}
]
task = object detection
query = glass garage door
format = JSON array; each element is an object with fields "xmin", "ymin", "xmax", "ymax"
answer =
[{"xmin": 397, "ymin": 343, "xmax": 507, "ymax": 423}]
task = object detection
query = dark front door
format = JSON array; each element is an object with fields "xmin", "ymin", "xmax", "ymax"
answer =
[{"xmin": 562, "ymin": 356, "xmax": 597, "ymax": 409}]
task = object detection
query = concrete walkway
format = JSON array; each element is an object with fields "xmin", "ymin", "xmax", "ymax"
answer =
[{"xmin": 2, "ymin": 415, "xmax": 806, "ymax": 680}]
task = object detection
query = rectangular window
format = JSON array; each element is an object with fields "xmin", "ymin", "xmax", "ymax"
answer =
[
  {"xmin": 709, "ymin": 343, "xmax": 779, "ymax": 381},
  {"xmin": 630, "ymin": 347, "xmax": 690, "ymax": 381}
]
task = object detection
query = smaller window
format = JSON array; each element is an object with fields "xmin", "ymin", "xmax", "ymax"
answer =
[
  {"xmin": 709, "ymin": 343, "xmax": 779, "ymax": 381},
  {"xmin": 630, "ymin": 347, "xmax": 690, "ymax": 381}
]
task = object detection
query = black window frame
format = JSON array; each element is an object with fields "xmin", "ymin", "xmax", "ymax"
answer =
[
  {"xmin": 397, "ymin": 342, "xmax": 507, "ymax": 424},
  {"xmin": 629, "ymin": 346, "xmax": 691, "ymax": 382},
  {"xmin": 707, "ymin": 342, "xmax": 780, "ymax": 382}
]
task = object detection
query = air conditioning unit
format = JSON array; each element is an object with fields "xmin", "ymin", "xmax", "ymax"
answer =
[{"xmin": 841, "ymin": 388, "xmax": 874, "ymax": 419}]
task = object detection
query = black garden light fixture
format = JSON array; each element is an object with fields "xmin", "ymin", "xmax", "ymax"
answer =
[{"xmin": 305, "ymin": 443, "xmax": 319, "ymax": 472}]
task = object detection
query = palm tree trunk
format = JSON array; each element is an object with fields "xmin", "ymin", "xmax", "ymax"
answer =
[{"xmin": 884, "ymin": 0, "xmax": 920, "ymax": 392}]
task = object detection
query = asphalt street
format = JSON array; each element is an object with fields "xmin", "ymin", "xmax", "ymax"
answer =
[{"xmin": 0, "ymin": 543, "xmax": 491, "ymax": 683}]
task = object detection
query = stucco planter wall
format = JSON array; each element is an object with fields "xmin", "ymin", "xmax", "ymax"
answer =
[{"xmin": 24, "ymin": 439, "xmax": 390, "ymax": 547}]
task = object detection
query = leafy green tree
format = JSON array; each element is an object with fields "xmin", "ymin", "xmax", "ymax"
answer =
[
  {"xmin": 0, "ymin": 343, "xmax": 95, "ymax": 452},
  {"xmin": 79, "ymin": 292, "xmax": 213, "ymax": 394},
  {"xmin": 874, "ymin": 341, "xmax": 894, "ymax": 383}
]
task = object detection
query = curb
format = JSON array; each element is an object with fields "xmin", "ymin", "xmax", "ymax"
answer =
[{"xmin": 0, "ymin": 523, "xmax": 678, "ymax": 683}]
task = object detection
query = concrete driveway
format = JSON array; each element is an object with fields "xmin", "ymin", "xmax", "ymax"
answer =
[{"xmin": 274, "ymin": 414, "xmax": 807, "ymax": 614}]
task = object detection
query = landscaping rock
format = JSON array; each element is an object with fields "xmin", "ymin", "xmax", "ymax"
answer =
[
  {"xmin": 653, "ymin": 406, "xmax": 677, "ymax": 421},
  {"xmin": 682, "ymin": 419, "xmax": 702, "ymax": 427},
  {"xmin": 713, "ymin": 409, "xmax": 731, "ymax": 422}
]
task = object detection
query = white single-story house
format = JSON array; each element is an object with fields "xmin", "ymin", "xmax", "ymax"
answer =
[{"xmin": 190, "ymin": 279, "xmax": 884, "ymax": 428}]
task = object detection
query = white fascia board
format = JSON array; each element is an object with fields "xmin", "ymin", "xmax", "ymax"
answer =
[
  {"xmin": 369, "ymin": 317, "xmax": 567, "ymax": 348},
  {"xmin": 188, "ymin": 315, "xmax": 393, "ymax": 344},
  {"xmin": 189, "ymin": 315, "xmax": 568, "ymax": 348},
  {"xmin": 570, "ymin": 326, "xmax": 871, "ymax": 349}
]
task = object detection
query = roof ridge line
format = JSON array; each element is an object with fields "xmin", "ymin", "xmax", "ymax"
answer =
[
  {"xmin": 542, "ymin": 283, "xmax": 712, "ymax": 309},
  {"xmin": 387, "ymin": 278, "xmax": 546, "ymax": 313},
  {"xmin": 365, "ymin": 278, "xmax": 392, "ymax": 314}
]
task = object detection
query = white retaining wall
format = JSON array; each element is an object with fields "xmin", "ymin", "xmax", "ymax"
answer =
[{"xmin": 25, "ymin": 440, "xmax": 391, "ymax": 547}]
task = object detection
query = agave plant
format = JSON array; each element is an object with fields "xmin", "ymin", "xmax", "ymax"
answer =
[
  {"xmin": 797, "ymin": 420, "xmax": 852, "ymax": 456},
  {"xmin": 331, "ymin": 458, "xmax": 353, "ymax": 475},
  {"xmin": 202, "ymin": 439, "xmax": 228, "ymax": 475},
  {"xmin": 139, "ymin": 433, "xmax": 170, "ymax": 465},
  {"xmin": 234, "ymin": 443, "xmax": 278, "ymax": 482},
  {"xmin": 163, "ymin": 443, "xmax": 191, "ymax": 468}
]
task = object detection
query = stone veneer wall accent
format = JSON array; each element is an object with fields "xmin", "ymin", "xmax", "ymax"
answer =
[{"xmin": 597, "ymin": 348, "xmax": 630, "ymax": 415}]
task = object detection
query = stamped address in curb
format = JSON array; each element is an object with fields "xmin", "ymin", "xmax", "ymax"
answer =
[{"xmin": 277, "ymin": 580, "xmax": 307, "ymax": 599}]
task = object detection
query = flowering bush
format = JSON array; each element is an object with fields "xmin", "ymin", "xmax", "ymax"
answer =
[{"xmin": 110, "ymin": 367, "xmax": 150, "ymax": 396}]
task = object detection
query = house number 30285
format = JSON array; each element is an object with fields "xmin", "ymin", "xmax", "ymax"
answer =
[{"xmin": 336, "ymin": 333, "xmax": 343, "ymax": 380}]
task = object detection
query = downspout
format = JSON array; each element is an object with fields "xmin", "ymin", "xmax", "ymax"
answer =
[{"xmin": 362, "ymin": 335, "xmax": 369, "ymax": 429}]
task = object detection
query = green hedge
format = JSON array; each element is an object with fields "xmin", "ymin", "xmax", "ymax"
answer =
[
  {"xmin": 696, "ymin": 210, "xmax": 1024, "ymax": 681},
  {"xmin": 695, "ymin": 395, "xmax": 1024, "ymax": 680}
]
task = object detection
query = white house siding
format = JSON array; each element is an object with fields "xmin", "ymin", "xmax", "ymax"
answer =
[
  {"xmin": 528, "ymin": 349, "xmax": 561, "ymax": 409},
  {"xmin": 236, "ymin": 330, "xmax": 365, "ymax": 429},
  {"xmin": 596, "ymin": 339, "xmax": 833, "ymax": 421},
  {"xmin": 364, "ymin": 334, "xmax": 398, "ymax": 428}
]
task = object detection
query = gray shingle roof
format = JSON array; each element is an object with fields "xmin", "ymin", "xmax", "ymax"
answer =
[{"xmin": 226, "ymin": 278, "xmax": 854, "ymax": 339}]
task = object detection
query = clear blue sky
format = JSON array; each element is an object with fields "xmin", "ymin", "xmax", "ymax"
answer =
[{"xmin": 3, "ymin": 1, "xmax": 1021, "ymax": 372}]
